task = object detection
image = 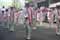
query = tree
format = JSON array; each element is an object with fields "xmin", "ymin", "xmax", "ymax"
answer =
[{"xmin": 25, "ymin": 0, "xmax": 32, "ymax": 2}]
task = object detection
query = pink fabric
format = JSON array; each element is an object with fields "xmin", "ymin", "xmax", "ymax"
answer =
[{"xmin": 27, "ymin": 7, "xmax": 33, "ymax": 23}]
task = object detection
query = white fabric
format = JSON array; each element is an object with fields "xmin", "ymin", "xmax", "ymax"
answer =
[
  {"xmin": 37, "ymin": 13, "xmax": 40, "ymax": 21},
  {"xmin": 16, "ymin": 7, "xmax": 32, "ymax": 24},
  {"xmin": 18, "ymin": 10, "xmax": 25, "ymax": 24},
  {"xmin": 23, "ymin": 8, "xmax": 28, "ymax": 18},
  {"xmin": 18, "ymin": 8, "xmax": 29, "ymax": 24},
  {"xmin": 1, "ymin": 8, "xmax": 6, "ymax": 11}
]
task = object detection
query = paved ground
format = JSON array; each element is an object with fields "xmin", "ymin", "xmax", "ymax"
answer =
[{"xmin": 15, "ymin": 24, "xmax": 60, "ymax": 40}]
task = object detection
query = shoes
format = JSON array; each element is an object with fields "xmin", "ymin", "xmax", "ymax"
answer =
[
  {"xmin": 24, "ymin": 37, "xmax": 31, "ymax": 40},
  {"xmin": 9, "ymin": 30, "xmax": 14, "ymax": 32},
  {"xmin": 26, "ymin": 39, "xmax": 31, "ymax": 40}
]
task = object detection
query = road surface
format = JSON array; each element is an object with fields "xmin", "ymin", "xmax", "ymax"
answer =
[{"xmin": 15, "ymin": 24, "xmax": 60, "ymax": 40}]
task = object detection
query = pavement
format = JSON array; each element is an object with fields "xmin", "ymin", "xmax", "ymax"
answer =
[
  {"xmin": 36, "ymin": 22, "xmax": 57, "ymax": 28},
  {"xmin": 15, "ymin": 24, "xmax": 60, "ymax": 40},
  {"xmin": 0, "ymin": 22, "xmax": 59, "ymax": 40}
]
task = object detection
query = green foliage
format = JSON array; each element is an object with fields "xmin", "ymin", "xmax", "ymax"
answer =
[
  {"xmin": 0, "ymin": 0, "xmax": 24, "ymax": 10},
  {"xmin": 0, "ymin": 1, "xmax": 12, "ymax": 7},
  {"xmin": 25, "ymin": 0, "xmax": 32, "ymax": 2},
  {"xmin": 14, "ymin": 2, "xmax": 21, "ymax": 9}
]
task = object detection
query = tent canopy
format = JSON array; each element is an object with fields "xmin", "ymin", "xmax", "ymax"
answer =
[{"xmin": 49, "ymin": 2, "xmax": 60, "ymax": 8}]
